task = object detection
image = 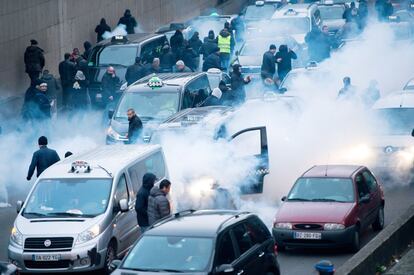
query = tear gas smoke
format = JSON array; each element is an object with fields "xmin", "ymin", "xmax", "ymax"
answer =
[{"xmin": 102, "ymin": 24, "xmax": 128, "ymax": 40}]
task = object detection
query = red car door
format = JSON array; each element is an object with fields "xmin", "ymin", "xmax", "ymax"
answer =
[{"xmin": 355, "ymin": 172, "xmax": 372, "ymax": 230}]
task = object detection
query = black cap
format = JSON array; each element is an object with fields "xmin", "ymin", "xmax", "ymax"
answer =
[
  {"xmin": 30, "ymin": 39, "xmax": 38, "ymax": 45},
  {"xmin": 270, "ymin": 44, "xmax": 277, "ymax": 50},
  {"xmin": 38, "ymin": 136, "xmax": 48, "ymax": 146}
]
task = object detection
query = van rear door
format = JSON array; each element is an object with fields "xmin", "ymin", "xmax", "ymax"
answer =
[{"xmin": 230, "ymin": 126, "xmax": 269, "ymax": 194}]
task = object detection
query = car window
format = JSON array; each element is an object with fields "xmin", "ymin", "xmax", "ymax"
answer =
[
  {"xmin": 115, "ymin": 174, "xmax": 129, "ymax": 205},
  {"xmin": 216, "ymin": 232, "xmax": 236, "ymax": 266},
  {"xmin": 362, "ymin": 171, "xmax": 378, "ymax": 193},
  {"xmin": 140, "ymin": 36, "xmax": 168, "ymax": 64},
  {"xmin": 246, "ymin": 217, "xmax": 270, "ymax": 245},
  {"xmin": 183, "ymin": 76, "xmax": 210, "ymax": 109},
  {"xmin": 355, "ymin": 173, "xmax": 369, "ymax": 199},
  {"xmin": 128, "ymin": 152, "xmax": 165, "ymax": 194},
  {"xmin": 232, "ymin": 223, "xmax": 253, "ymax": 255}
]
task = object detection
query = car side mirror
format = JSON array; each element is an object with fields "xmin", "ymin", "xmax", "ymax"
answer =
[
  {"xmin": 281, "ymin": 196, "xmax": 287, "ymax": 201},
  {"xmin": 359, "ymin": 194, "xmax": 371, "ymax": 204},
  {"xmin": 109, "ymin": 259, "xmax": 122, "ymax": 272},
  {"xmin": 215, "ymin": 264, "xmax": 234, "ymax": 274},
  {"xmin": 119, "ymin": 199, "xmax": 129, "ymax": 212},
  {"xmin": 279, "ymin": 87, "xmax": 287, "ymax": 93},
  {"xmin": 411, "ymin": 128, "xmax": 414, "ymax": 137},
  {"xmin": 108, "ymin": 109, "xmax": 114, "ymax": 120},
  {"xmin": 16, "ymin": 200, "xmax": 23, "ymax": 213}
]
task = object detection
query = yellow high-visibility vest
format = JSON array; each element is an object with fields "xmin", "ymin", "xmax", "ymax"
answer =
[{"xmin": 218, "ymin": 35, "xmax": 231, "ymax": 54}]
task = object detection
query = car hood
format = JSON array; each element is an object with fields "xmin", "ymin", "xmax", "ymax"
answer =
[
  {"xmin": 276, "ymin": 201, "xmax": 355, "ymax": 223},
  {"xmin": 16, "ymin": 214, "xmax": 103, "ymax": 236},
  {"xmin": 238, "ymin": 55, "xmax": 261, "ymax": 67},
  {"xmin": 324, "ymin": 19, "xmax": 346, "ymax": 30},
  {"xmin": 113, "ymin": 269, "xmax": 206, "ymax": 275}
]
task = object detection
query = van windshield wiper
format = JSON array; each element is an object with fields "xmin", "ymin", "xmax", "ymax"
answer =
[
  {"xmin": 311, "ymin": 198, "xmax": 345, "ymax": 202},
  {"xmin": 126, "ymin": 267, "xmax": 184, "ymax": 273},
  {"xmin": 287, "ymin": 198, "xmax": 310, "ymax": 201},
  {"xmin": 46, "ymin": 212, "xmax": 94, "ymax": 218},
  {"xmin": 22, "ymin": 212, "xmax": 47, "ymax": 218}
]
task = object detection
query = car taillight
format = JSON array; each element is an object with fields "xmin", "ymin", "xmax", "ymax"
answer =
[{"xmin": 274, "ymin": 244, "xmax": 278, "ymax": 256}]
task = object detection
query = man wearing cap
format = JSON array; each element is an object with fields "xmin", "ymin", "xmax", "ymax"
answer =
[
  {"xmin": 24, "ymin": 39, "xmax": 45, "ymax": 86},
  {"xmin": 202, "ymin": 47, "xmax": 221, "ymax": 72},
  {"xmin": 27, "ymin": 136, "xmax": 60, "ymax": 181},
  {"xmin": 261, "ymin": 44, "xmax": 277, "ymax": 80},
  {"xmin": 172, "ymin": 60, "xmax": 192, "ymax": 73}
]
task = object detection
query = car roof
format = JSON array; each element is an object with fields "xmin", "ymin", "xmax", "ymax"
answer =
[
  {"xmin": 272, "ymin": 3, "xmax": 315, "ymax": 18},
  {"xmin": 302, "ymin": 165, "xmax": 364, "ymax": 178},
  {"xmin": 163, "ymin": 106, "xmax": 233, "ymax": 123},
  {"xmin": 96, "ymin": 33, "xmax": 164, "ymax": 46},
  {"xmin": 40, "ymin": 145, "xmax": 161, "ymax": 179},
  {"xmin": 128, "ymin": 73, "xmax": 204, "ymax": 91},
  {"xmin": 372, "ymin": 92, "xmax": 414, "ymax": 109},
  {"xmin": 146, "ymin": 210, "xmax": 253, "ymax": 237}
]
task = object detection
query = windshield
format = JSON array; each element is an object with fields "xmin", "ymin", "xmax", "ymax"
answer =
[
  {"xmin": 271, "ymin": 17, "xmax": 310, "ymax": 34},
  {"xmin": 373, "ymin": 108, "xmax": 414, "ymax": 135},
  {"xmin": 115, "ymin": 92, "xmax": 180, "ymax": 121},
  {"xmin": 288, "ymin": 177, "xmax": 355, "ymax": 202},
  {"xmin": 245, "ymin": 5, "xmax": 277, "ymax": 20},
  {"xmin": 23, "ymin": 179, "xmax": 112, "ymax": 218},
  {"xmin": 122, "ymin": 236, "xmax": 214, "ymax": 272},
  {"xmin": 98, "ymin": 46, "xmax": 137, "ymax": 67},
  {"xmin": 319, "ymin": 6, "xmax": 345, "ymax": 20}
]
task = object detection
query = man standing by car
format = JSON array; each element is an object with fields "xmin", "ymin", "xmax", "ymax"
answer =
[
  {"xmin": 261, "ymin": 44, "xmax": 277, "ymax": 80},
  {"xmin": 135, "ymin": 173, "xmax": 157, "ymax": 232},
  {"xmin": 125, "ymin": 57, "xmax": 146, "ymax": 85},
  {"xmin": 231, "ymin": 64, "xmax": 251, "ymax": 105},
  {"xmin": 275, "ymin": 45, "xmax": 297, "ymax": 81},
  {"xmin": 148, "ymin": 179, "xmax": 172, "ymax": 225},
  {"xmin": 101, "ymin": 66, "xmax": 121, "ymax": 107},
  {"xmin": 126, "ymin": 108, "xmax": 143, "ymax": 144},
  {"xmin": 202, "ymin": 47, "xmax": 221, "ymax": 72},
  {"xmin": 27, "ymin": 136, "xmax": 60, "ymax": 181}
]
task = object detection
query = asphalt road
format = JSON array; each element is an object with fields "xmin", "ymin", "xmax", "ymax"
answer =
[{"xmin": 1, "ymin": 181, "xmax": 413, "ymax": 275}]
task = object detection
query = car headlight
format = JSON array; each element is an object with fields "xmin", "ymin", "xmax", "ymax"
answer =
[
  {"xmin": 10, "ymin": 226, "xmax": 23, "ymax": 246},
  {"xmin": 323, "ymin": 223, "xmax": 345, "ymax": 230},
  {"xmin": 76, "ymin": 224, "xmax": 100, "ymax": 245},
  {"xmin": 107, "ymin": 126, "xmax": 121, "ymax": 140},
  {"xmin": 274, "ymin": 222, "xmax": 292, "ymax": 230}
]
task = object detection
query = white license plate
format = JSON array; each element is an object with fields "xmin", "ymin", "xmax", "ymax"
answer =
[
  {"xmin": 294, "ymin": 232, "xmax": 322, "ymax": 240},
  {"xmin": 32, "ymin": 254, "xmax": 61, "ymax": 261}
]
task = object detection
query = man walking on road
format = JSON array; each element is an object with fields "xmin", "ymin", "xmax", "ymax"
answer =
[
  {"xmin": 24, "ymin": 39, "xmax": 45, "ymax": 86},
  {"xmin": 148, "ymin": 179, "xmax": 172, "ymax": 225},
  {"xmin": 27, "ymin": 136, "xmax": 60, "ymax": 181},
  {"xmin": 127, "ymin": 108, "xmax": 143, "ymax": 144},
  {"xmin": 135, "ymin": 173, "xmax": 157, "ymax": 232}
]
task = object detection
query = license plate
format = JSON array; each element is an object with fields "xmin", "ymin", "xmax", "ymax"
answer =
[
  {"xmin": 294, "ymin": 232, "xmax": 322, "ymax": 240},
  {"xmin": 32, "ymin": 254, "xmax": 61, "ymax": 261}
]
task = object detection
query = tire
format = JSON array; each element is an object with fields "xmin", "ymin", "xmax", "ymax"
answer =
[
  {"xmin": 103, "ymin": 242, "xmax": 116, "ymax": 274},
  {"xmin": 372, "ymin": 206, "xmax": 385, "ymax": 231},
  {"xmin": 349, "ymin": 228, "xmax": 360, "ymax": 253}
]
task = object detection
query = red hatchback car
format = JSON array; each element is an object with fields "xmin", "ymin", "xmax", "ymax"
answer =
[{"xmin": 272, "ymin": 165, "xmax": 385, "ymax": 252}]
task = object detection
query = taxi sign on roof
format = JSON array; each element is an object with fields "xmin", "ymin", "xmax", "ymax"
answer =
[
  {"xmin": 70, "ymin": 161, "xmax": 91, "ymax": 173},
  {"xmin": 148, "ymin": 75, "xmax": 164, "ymax": 89},
  {"xmin": 255, "ymin": 1, "xmax": 265, "ymax": 6}
]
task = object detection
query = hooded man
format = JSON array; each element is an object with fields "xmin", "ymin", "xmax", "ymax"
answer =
[
  {"xmin": 135, "ymin": 173, "xmax": 157, "ymax": 232},
  {"xmin": 261, "ymin": 44, "xmax": 277, "ymax": 80},
  {"xmin": 27, "ymin": 136, "xmax": 60, "ymax": 180},
  {"xmin": 203, "ymin": 87, "xmax": 222, "ymax": 106},
  {"xmin": 24, "ymin": 39, "xmax": 45, "ymax": 86},
  {"xmin": 160, "ymin": 45, "xmax": 176, "ymax": 72},
  {"xmin": 170, "ymin": 29, "xmax": 185, "ymax": 58},
  {"xmin": 148, "ymin": 179, "xmax": 172, "ymax": 225},
  {"xmin": 202, "ymin": 46, "xmax": 221, "ymax": 72},
  {"xmin": 82, "ymin": 41, "xmax": 92, "ymax": 60},
  {"xmin": 125, "ymin": 56, "xmax": 147, "ymax": 85},
  {"xmin": 200, "ymin": 30, "xmax": 218, "ymax": 60},
  {"xmin": 59, "ymin": 53, "xmax": 76, "ymax": 107},
  {"xmin": 275, "ymin": 44, "xmax": 297, "ymax": 81},
  {"xmin": 231, "ymin": 64, "xmax": 251, "ymax": 105},
  {"xmin": 126, "ymin": 108, "xmax": 143, "ymax": 144},
  {"xmin": 95, "ymin": 18, "xmax": 111, "ymax": 42},
  {"xmin": 118, "ymin": 9, "xmax": 137, "ymax": 34}
]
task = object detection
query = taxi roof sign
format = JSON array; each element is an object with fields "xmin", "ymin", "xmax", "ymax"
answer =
[
  {"xmin": 285, "ymin": 8, "xmax": 299, "ymax": 15},
  {"xmin": 111, "ymin": 35, "xmax": 128, "ymax": 43},
  {"xmin": 148, "ymin": 75, "xmax": 164, "ymax": 89},
  {"xmin": 70, "ymin": 161, "xmax": 91, "ymax": 173},
  {"xmin": 255, "ymin": 1, "xmax": 265, "ymax": 6}
]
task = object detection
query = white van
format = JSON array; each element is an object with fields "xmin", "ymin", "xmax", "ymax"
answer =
[{"xmin": 8, "ymin": 145, "xmax": 168, "ymax": 273}]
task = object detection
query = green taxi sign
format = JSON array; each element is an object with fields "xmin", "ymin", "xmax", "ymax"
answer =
[{"xmin": 148, "ymin": 75, "xmax": 163, "ymax": 89}]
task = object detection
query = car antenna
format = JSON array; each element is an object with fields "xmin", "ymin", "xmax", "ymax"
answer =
[{"xmin": 325, "ymin": 165, "xmax": 328, "ymax": 177}]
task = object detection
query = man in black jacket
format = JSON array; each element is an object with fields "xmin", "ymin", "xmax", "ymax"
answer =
[
  {"xmin": 202, "ymin": 47, "xmax": 221, "ymax": 72},
  {"xmin": 27, "ymin": 136, "xmax": 60, "ymax": 181},
  {"xmin": 118, "ymin": 9, "xmax": 137, "ymax": 34},
  {"xmin": 275, "ymin": 45, "xmax": 297, "ymax": 81},
  {"xmin": 127, "ymin": 108, "xmax": 143, "ymax": 144},
  {"xmin": 125, "ymin": 57, "xmax": 146, "ymax": 85},
  {"xmin": 135, "ymin": 173, "xmax": 157, "ymax": 232},
  {"xmin": 58, "ymin": 53, "xmax": 76, "ymax": 107},
  {"xmin": 101, "ymin": 66, "xmax": 121, "ymax": 106},
  {"xmin": 261, "ymin": 44, "xmax": 277, "ymax": 80},
  {"xmin": 24, "ymin": 40, "xmax": 45, "ymax": 86},
  {"xmin": 231, "ymin": 64, "xmax": 251, "ymax": 105},
  {"xmin": 200, "ymin": 30, "xmax": 217, "ymax": 60}
]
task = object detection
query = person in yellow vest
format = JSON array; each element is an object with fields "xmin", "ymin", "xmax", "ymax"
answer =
[{"xmin": 218, "ymin": 27, "xmax": 232, "ymax": 71}]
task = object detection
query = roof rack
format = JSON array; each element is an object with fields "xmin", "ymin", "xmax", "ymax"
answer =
[{"xmin": 216, "ymin": 211, "xmax": 251, "ymax": 233}]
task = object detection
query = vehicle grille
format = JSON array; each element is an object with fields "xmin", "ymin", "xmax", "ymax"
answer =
[
  {"xmin": 294, "ymin": 224, "xmax": 323, "ymax": 230},
  {"xmin": 24, "ymin": 237, "xmax": 73, "ymax": 250},
  {"xmin": 24, "ymin": 260, "xmax": 71, "ymax": 269}
]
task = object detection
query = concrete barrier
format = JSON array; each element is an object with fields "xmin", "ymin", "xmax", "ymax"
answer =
[{"xmin": 336, "ymin": 204, "xmax": 414, "ymax": 275}]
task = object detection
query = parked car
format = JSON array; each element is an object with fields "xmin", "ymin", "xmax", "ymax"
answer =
[
  {"xmin": 273, "ymin": 165, "xmax": 385, "ymax": 252},
  {"xmin": 110, "ymin": 210, "xmax": 281, "ymax": 275}
]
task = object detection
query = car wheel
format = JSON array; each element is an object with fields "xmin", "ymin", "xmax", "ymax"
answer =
[
  {"xmin": 350, "ymin": 228, "xmax": 360, "ymax": 253},
  {"xmin": 103, "ymin": 242, "xmax": 116, "ymax": 274},
  {"xmin": 372, "ymin": 206, "xmax": 385, "ymax": 231}
]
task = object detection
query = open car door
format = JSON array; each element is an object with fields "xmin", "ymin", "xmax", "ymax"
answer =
[{"xmin": 230, "ymin": 126, "xmax": 269, "ymax": 194}]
